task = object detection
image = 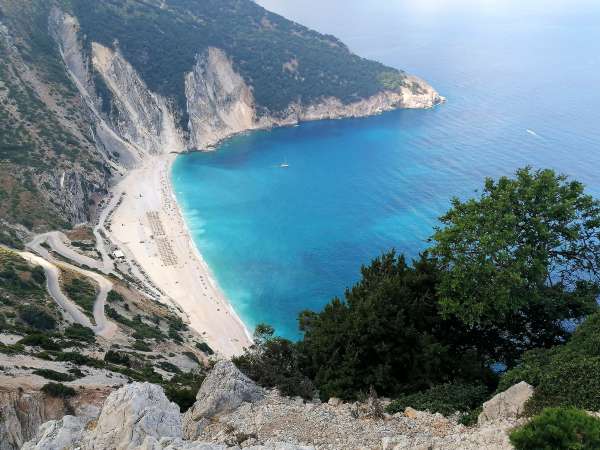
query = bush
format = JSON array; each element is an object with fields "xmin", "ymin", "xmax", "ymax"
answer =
[
  {"xmin": 64, "ymin": 323, "xmax": 95, "ymax": 342},
  {"xmin": 233, "ymin": 324, "xmax": 315, "ymax": 400},
  {"xmin": 63, "ymin": 276, "xmax": 96, "ymax": 316},
  {"xmin": 18, "ymin": 333, "xmax": 60, "ymax": 350},
  {"xmin": 195, "ymin": 341, "xmax": 214, "ymax": 355},
  {"xmin": 510, "ymin": 407, "xmax": 600, "ymax": 450},
  {"xmin": 499, "ymin": 312, "xmax": 600, "ymax": 414},
  {"xmin": 107, "ymin": 290, "xmax": 124, "ymax": 302},
  {"xmin": 18, "ymin": 305, "xmax": 56, "ymax": 330},
  {"xmin": 104, "ymin": 350, "xmax": 130, "ymax": 366},
  {"xmin": 297, "ymin": 253, "xmax": 492, "ymax": 401},
  {"xmin": 33, "ymin": 369, "xmax": 75, "ymax": 382},
  {"xmin": 54, "ymin": 351, "xmax": 104, "ymax": 368},
  {"xmin": 385, "ymin": 383, "xmax": 489, "ymax": 416},
  {"xmin": 163, "ymin": 371, "xmax": 206, "ymax": 412},
  {"xmin": 133, "ymin": 340, "xmax": 151, "ymax": 352},
  {"xmin": 41, "ymin": 382, "xmax": 76, "ymax": 398}
]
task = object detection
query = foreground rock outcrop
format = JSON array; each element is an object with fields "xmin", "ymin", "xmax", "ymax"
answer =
[{"xmin": 20, "ymin": 360, "xmax": 534, "ymax": 450}]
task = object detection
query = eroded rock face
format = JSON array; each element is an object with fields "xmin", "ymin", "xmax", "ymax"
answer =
[
  {"xmin": 21, "ymin": 416, "xmax": 89, "ymax": 450},
  {"xmin": 0, "ymin": 390, "xmax": 66, "ymax": 450},
  {"xmin": 478, "ymin": 381, "xmax": 534, "ymax": 425},
  {"xmin": 21, "ymin": 367, "xmax": 536, "ymax": 450},
  {"xmin": 86, "ymin": 382, "xmax": 182, "ymax": 450},
  {"xmin": 185, "ymin": 48, "xmax": 256, "ymax": 149},
  {"xmin": 91, "ymin": 43, "xmax": 186, "ymax": 157},
  {"xmin": 182, "ymin": 360, "xmax": 264, "ymax": 439}
]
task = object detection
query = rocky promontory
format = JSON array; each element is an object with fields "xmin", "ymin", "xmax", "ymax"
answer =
[{"xmin": 19, "ymin": 361, "xmax": 532, "ymax": 450}]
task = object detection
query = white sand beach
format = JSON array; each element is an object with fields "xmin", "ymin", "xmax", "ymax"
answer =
[{"xmin": 106, "ymin": 154, "xmax": 252, "ymax": 357}]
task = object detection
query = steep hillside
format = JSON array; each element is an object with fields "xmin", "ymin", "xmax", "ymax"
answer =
[
  {"xmin": 0, "ymin": 0, "xmax": 109, "ymax": 236},
  {"xmin": 0, "ymin": 0, "xmax": 442, "ymax": 238}
]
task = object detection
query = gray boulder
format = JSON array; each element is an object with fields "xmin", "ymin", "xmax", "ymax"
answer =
[
  {"xmin": 182, "ymin": 360, "xmax": 264, "ymax": 439},
  {"xmin": 478, "ymin": 381, "xmax": 534, "ymax": 425}
]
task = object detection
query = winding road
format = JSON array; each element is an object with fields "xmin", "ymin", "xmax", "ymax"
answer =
[{"xmin": 24, "ymin": 232, "xmax": 117, "ymax": 339}]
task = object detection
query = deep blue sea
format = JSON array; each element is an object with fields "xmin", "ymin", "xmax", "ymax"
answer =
[{"xmin": 173, "ymin": 0, "xmax": 600, "ymax": 339}]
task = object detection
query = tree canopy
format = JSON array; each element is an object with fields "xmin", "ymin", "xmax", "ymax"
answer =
[
  {"xmin": 235, "ymin": 168, "xmax": 600, "ymax": 410},
  {"xmin": 431, "ymin": 167, "xmax": 600, "ymax": 327}
]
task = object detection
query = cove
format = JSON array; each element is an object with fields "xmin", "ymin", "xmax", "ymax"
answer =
[{"xmin": 173, "ymin": 0, "xmax": 600, "ymax": 339}]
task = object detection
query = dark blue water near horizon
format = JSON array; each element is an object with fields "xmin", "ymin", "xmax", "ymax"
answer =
[{"xmin": 173, "ymin": 0, "xmax": 600, "ymax": 339}]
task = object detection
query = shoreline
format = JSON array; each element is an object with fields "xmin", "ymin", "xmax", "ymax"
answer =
[{"xmin": 105, "ymin": 154, "xmax": 253, "ymax": 357}]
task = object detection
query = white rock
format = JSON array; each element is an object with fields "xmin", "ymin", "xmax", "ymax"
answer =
[
  {"xmin": 478, "ymin": 381, "xmax": 534, "ymax": 425},
  {"xmin": 21, "ymin": 415, "xmax": 89, "ymax": 450},
  {"xmin": 85, "ymin": 382, "xmax": 182, "ymax": 450},
  {"xmin": 182, "ymin": 360, "xmax": 263, "ymax": 439}
]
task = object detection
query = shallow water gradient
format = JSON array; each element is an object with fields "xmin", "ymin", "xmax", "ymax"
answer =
[{"xmin": 173, "ymin": 0, "xmax": 600, "ymax": 338}]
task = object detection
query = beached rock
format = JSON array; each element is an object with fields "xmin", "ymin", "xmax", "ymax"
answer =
[{"xmin": 478, "ymin": 381, "xmax": 534, "ymax": 425}]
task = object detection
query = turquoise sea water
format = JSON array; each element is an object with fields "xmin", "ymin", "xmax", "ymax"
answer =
[{"xmin": 173, "ymin": 0, "xmax": 600, "ymax": 339}]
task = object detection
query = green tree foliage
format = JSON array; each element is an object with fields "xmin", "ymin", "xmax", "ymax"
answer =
[
  {"xmin": 297, "ymin": 253, "xmax": 493, "ymax": 400},
  {"xmin": 233, "ymin": 324, "xmax": 315, "ymax": 400},
  {"xmin": 430, "ymin": 168, "xmax": 600, "ymax": 364},
  {"xmin": 64, "ymin": 323, "xmax": 95, "ymax": 343},
  {"xmin": 33, "ymin": 369, "xmax": 76, "ymax": 382},
  {"xmin": 71, "ymin": 0, "xmax": 406, "ymax": 119},
  {"xmin": 499, "ymin": 312, "xmax": 600, "ymax": 414},
  {"xmin": 41, "ymin": 382, "xmax": 77, "ymax": 398},
  {"xmin": 18, "ymin": 304, "xmax": 56, "ymax": 330},
  {"xmin": 510, "ymin": 407, "xmax": 600, "ymax": 450},
  {"xmin": 385, "ymin": 383, "xmax": 488, "ymax": 417}
]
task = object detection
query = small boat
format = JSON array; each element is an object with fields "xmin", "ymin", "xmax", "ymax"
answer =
[{"xmin": 280, "ymin": 160, "xmax": 289, "ymax": 168}]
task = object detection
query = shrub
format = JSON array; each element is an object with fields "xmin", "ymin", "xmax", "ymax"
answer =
[
  {"xmin": 183, "ymin": 351, "xmax": 199, "ymax": 364},
  {"xmin": 385, "ymin": 383, "xmax": 489, "ymax": 416},
  {"xmin": 133, "ymin": 340, "xmax": 151, "ymax": 352},
  {"xmin": 18, "ymin": 333, "xmax": 60, "ymax": 350},
  {"xmin": 234, "ymin": 324, "xmax": 315, "ymax": 400},
  {"xmin": 297, "ymin": 253, "xmax": 492, "ymax": 401},
  {"xmin": 63, "ymin": 324, "xmax": 95, "ymax": 342},
  {"xmin": 54, "ymin": 351, "xmax": 104, "ymax": 368},
  {"xmin": 18, "ymin": 305, "xmax": 56, "ymax": 330},
  {"xmin": 510, "ymin": 407, "xmax": 600, "ymax": 450},
  {"xmin": 158, "ymin": 361, "xmax": 182, "ymax": 374},
  {"xmin": 499, "ymin": 312, "xmax": 600, "ymax": 414},
  {"xmin": 107, "ymin": 290, "xmax": 124, "ymax": 302},
  {"xmin": 163, "ymin": 371, "xmax": 206, "ymax": 412},
  {"xmin": 33, "ymin": 369, "xmax": 75, "ymax": 382},
  {"xmin": 104, "ymin": 350, "xmax": 130, "ymax": 366},
  {"xmin": 63, "ymin": 276, "xmax": 96, "ymax": 316},
  {"xmin": 195, "ymin": 341, "xmax": 214, "ymax": 355},
  {"xmin": 41, "ymin": 382, "xmax": 76, "ymax": 398}
]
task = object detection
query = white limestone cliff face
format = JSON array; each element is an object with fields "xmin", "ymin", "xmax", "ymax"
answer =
[
  {"xmin": 49, "ymin": 9, "xmax": 141, "ymax": 169},
  {"xmin": 184, "ymin": 49, "xmax": 444, "ymax": 150},
  {"xmin": 185, "ymin": 49, "xmax": 257, "ymax": 149},
  {"xmin": 50, "ymin": 9, "xmax": 443, "ymax": 167},
  {"xmin": 91, "ymin": 42, "xmax": 186, "ymax": 157}
]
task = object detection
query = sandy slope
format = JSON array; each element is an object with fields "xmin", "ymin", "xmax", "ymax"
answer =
[{"xmin": 106, "ymin": 155, "xmax": 252, "ymax": 357}]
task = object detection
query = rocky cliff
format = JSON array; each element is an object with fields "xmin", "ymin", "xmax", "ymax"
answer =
[
  {"xmin": 50, "ymin": 9, "xmax": 443, "ymax": 164},
  {"xmin": 21, "ymin": 361, "xmax": 530, "ymax": 450},
  {"xmin": 0, "ymin": 0, "xmax": 444, "ymax": 235}
]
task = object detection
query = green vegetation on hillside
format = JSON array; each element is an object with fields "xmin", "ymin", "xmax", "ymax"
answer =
[
  {"xmin": 499, "ymin": 312, "xmax": 600, "ymax": 414},
  {"xmin": 510, "ymin": 407, "xmax": 600, "ymax": 450},
  {"xmin": 62, "ymin": 271, "xmax": 98, "ymax": 319},
  {"xmin": 0, "ymin": 0, "xmax": 107, "ymax": 230},
  {"xmin": 234, "ymin": 168, "xmax": 600, "ymax": 420},
  {"xmin": 70, "ymin": 0, "xmax": 406, "ymax": 120}
]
